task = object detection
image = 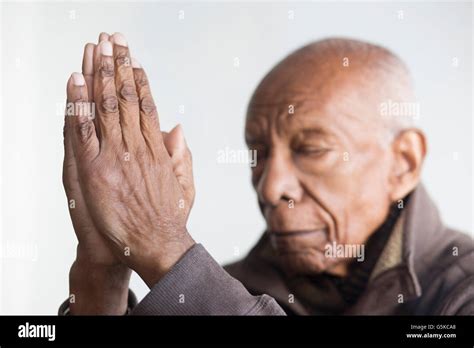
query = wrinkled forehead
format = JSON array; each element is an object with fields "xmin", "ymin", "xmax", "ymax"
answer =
[
  {"xmin": 244, "ymin": 75, "xmax": 382, "ymax": 143},
  {"xmin": 244, "ymin": 40, "xmax": 415, "ymax": 143}
]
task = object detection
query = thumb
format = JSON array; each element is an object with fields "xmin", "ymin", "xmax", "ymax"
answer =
[
  {"xmin": 164, "ymin": 124, "xmax": 195, "ymax": 208},
  {"xmin": 164, "ymin": 124, "xmax": 186, "ymax": 156}
]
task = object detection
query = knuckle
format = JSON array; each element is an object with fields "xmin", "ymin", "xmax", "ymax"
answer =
[
  {"xmin": 119, "ymin": 82, "xmax": 139, "ymax": 103},
  {"xmin": 115, "ymin": 51, "xmax": 131, "ymax": 67},
  {"xmin": 101, "ymin": 94, "xmax": 119, "ymax": 114},
  {"xmin": 76, "ymin": 119, "xmax": 94, "ymax": 144},
  {"xmin": 135, "ymin": 73, "xmax": 148, "ymax": 87},
  {"xmin": 99, "ymin": 58, "xmax": 114, "ymax": 78},
  {"xmin": 140, "ymin": 95, "xmax": 156, "ymax": 116}
]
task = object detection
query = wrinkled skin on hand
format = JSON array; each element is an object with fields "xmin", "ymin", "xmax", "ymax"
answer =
[
  {"xmin": 63, "ymin": 33, "xmax": 122, "ymax": 268},
  {"xmin": 64, "ymin": 32, "xmax": 195, "ymax": 288}
]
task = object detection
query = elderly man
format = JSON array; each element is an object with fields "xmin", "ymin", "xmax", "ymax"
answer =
[{"xmin": 60, "ymin": 32, "xmax": 473, "ymax": 315}]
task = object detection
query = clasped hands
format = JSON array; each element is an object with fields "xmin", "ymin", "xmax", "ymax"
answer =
[{"xmin": 63, "ymin": 32, "xmax": 195, "ymax": 314}]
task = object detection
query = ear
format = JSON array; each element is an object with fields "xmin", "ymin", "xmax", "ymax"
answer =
[{"xmin": 388, "ymin": 129, "xmax": 427, "ymax": 201}]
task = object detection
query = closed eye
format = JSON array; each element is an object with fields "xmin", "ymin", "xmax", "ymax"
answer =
[{"xmin": 294, "ymin": 146, "xmax": 330, "ymax": 156}]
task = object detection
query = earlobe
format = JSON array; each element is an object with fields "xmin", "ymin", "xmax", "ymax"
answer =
[{"xmin": 389, "ymin": 129, "xmax": 427, "ymax": 201}]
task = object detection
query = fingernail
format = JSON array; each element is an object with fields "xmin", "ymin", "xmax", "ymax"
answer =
[
  {"xmin": 99, "ymin": 32, "xmax": 109, "ymax": 42},
  {"xmin": 72, "ymin": 72, "xmax": 85, "ymax": 86},
  {"xmin": 100, "ymin": 41, "xmax": 113, "ymax": 56},
  {"xmin": 131, "ymin": 57, "xmax": 141, "ymax": 68},
  {"xmin": 112, "ymin": 33, "xmax": 128, "ymax": 47}
]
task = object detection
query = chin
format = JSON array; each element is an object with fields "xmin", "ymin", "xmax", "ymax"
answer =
[{"xmin": 278, "ymin": 251, "xmax": 331, "ymax": 276}]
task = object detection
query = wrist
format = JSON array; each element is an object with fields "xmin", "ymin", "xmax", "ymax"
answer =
[
  {"xmin": 69, "ymin": 255, "xmax": 131, "ymax": 315},
  {"xmin": 135, "ymin": 232, "xmax": 196, "ymax": 288}
]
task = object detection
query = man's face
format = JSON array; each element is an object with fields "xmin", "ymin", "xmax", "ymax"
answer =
[{"xmin": 246, "ymin": 64, "xmax": 395, "ymax": 276}]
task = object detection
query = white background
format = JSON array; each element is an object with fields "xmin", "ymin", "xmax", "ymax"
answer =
[{"xmin": 0, "ymin": 1, "xmax": 472, "ymax": 314}]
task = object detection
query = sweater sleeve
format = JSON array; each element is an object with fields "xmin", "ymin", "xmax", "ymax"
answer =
[{"xmin": 131, "ymin": 244, "xmax": 286, "ymax": 316}]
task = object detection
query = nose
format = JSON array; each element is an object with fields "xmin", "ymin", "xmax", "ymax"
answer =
[{"xmin": 257, "ymin": 149, "xmax": 303, "ymax": 207}]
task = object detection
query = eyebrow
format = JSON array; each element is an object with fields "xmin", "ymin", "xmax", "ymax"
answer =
[
  {"xmin": 245, "ymin": 109, "xmax": 336, "ymax": 143},
  {"xmin": 245, "ymin": 127, "xmax": 334, "ymax": 147},
  {"xmin": 298, "ymin": 127, "xmax": 330, "ymax": 137},
  {"xmin": 289, "ymin": 127, "xmax": 332, "ymax": 144}
]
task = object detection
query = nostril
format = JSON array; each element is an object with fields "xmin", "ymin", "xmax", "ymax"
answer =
[
  {"xmin": 282, "ymin": 194, "xmax": 292, "ymax": 202},
  {"xmin": 256, "ymin": 157, "xmax": 303, "ymax": 208}
]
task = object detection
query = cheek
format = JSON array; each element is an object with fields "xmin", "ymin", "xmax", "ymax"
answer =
[
  {"xmin": 344, "ymin": 154, "xmax": 393, "ymax": 244},
  {"xmin": 299, "ymin": 149, "xmax": 392, "ymax": 245}
]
